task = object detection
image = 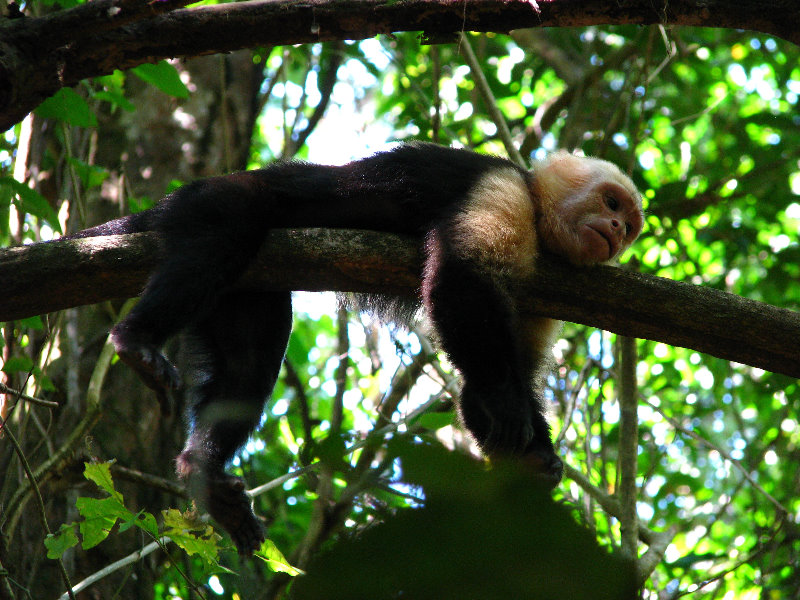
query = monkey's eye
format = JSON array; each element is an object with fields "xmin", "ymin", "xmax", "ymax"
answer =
[{"xmin": 604, "ymin": 194, "xmax": 620, "ymax": 211}]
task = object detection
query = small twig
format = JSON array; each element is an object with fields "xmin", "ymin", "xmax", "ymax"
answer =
[
  {"xmin": 285, "ymin": 42, "xmax": 344, "ymax": 156},
  {"xmin": 0, "ymin": 411, "xmax": 75, "ymax": 599},
  {"xmin": 249, "ymin": 387, "xmax": 447, "ymax": 500},
  {"xmin": 672, "ymin": 519, "xmax": 784, "ymax": 598},
  {"xmin": 618, "ymin": 335, "xmax": 639, "ymax": 558},
  {"xmin": 331, "ymin": 306, "xmax": 349, "ymax": 435},
  {"xmin": 110, "ymin": 463, "xmax": 187, "ymax": 498},
  {"xmin": 563, "ymin": 462, "xmax": 660, "ymax": 546},
  {"xmin": 643, "ymin": 397, "xmax": 788, "ymax": 515},
  {"xmin": 282, "ymin": 359, "xmax": 315, "ymax": 443},
  {"xmin": 248, "ymin": 464, "xmax": 318, "ymax": 498},
  {"xmin": 459, "ymin": 33, "xmax": 526, "ymax": 167},
  {"xmin": 0, "ymin": 382, "xmax": 59, "ymax": 408},
  {"xmin": 56, "ymin": 537, "xmax": 172, "ymax": 600},
  {"xmin": 4, "ymin": 300, "xmax": 134, "ymax": 538},
  {"xmin": 554, "ymin": 358, "xmax": 595, "ymax": 446}
]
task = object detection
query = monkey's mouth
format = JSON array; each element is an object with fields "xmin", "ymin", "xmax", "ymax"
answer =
[{"xmin": 586, "ymin": 226, "xmax": 615, "ymax": 260}]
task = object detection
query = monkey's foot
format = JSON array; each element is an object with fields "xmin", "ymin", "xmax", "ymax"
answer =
[
  {"xmin": 205, "ymin": 473, "xmax": 265, "ymax": 556},
  {"xmin": 177, "ymin": 454, "xmax": 265, "ymax": 555},
  {"xmin": 111, "ymin": 329, "xmax": 181, "ymax": 415}
]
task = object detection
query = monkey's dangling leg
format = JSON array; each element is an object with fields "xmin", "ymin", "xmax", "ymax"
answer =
[{"xmin": 177, "ymin": 289, "xmax": 293, "ymax": 555}]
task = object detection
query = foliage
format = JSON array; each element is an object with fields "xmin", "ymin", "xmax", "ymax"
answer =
[
  {"xmin": 45, "ymin": 463, "xmax": 217, "ymax": 571},
  {"xmin": 0, "ymin": 10, "xmax": 798, "ymax": 600},
  {"xmin": 294, "ymin": 440, "xmax": 637, "ymax": 600}
]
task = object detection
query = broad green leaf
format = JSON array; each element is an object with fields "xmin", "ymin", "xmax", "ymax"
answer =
[
  {"xmin": 35, "ymin": 88, "xmax": 97, "ymax": 127},
  {"xmin": 256, "ymin": 539, "xmax": 304, "ymax": 576},
  {"xmin": 0, "ymin": 176, "xmax": 62, "ymax": 233},
  {"xmin": 93, "ymin": 90, "xmax": 135, "ymax": 112},
  {"xmin": 1, "ymin": 355, "xmax": 34, "ymax": 374},
  {"xmin": 132, "ymin": 61, "xmax": 189, "ymax": 99},
  {"xmin": 45, "ymin": 524, "xmax": 79, "ymax": 559},
  {"xmin": 76, "ymin": 496, "xmax": 131, "ymax": 549},
  {"xmin": 414, "ymin": 412, "xmax": 454, "ymax": 430},
  {"xmin": 162, "ymin": 507, "xmax": 199, "ymax": 533},
  {"xmin": 18, "ymin": 316, "xmax": 44, "ymax": 330},
  {"xmin": 84, "ymin": 462, "xmax": 123, "ymax": 502},
  {"xmin": 162, "ymin": 509, "xmax": 231, "ymax": 571},
  {"xmin": 119, "ymin": 510, "xmax": 159, "ymax": 538},
  {"xmin": 67, "ymin": 157, "xmax": 109, "ymax": 189}
]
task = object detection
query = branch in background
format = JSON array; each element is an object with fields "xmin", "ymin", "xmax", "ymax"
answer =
[
  {"xmin": 2, "ymin": 0, "xmax": 800, "ymax": 130},
  {"xmin": 110, "ymin": 464, "xmax": 187, "ymax": 499},
  {"xmin": 459, "ymin": 33, "xmax": 526, "ymax": 167},
  {"xmin": 56, "ymin": 537, "xmax": 173, "ymax": 600},
  {"xmin": 3, "ymin": 305, "xmax": 127, "ymax": 539},
  {"xmin": 563, "ymin": 463, "xmax": 660, "ymax": 546},
  {"xmin": 642, "ymin": 397, "xmax": 788, "ymax": 514},
  {"xmin": 284, "ymin": 42, "xmax": 345, "ymax": 157},
  {"xmin": 1, "ymin": 229, "xmax": 799, "ymax": 378},
  {"xmin": 618, "ymin": 335, "xmax": 639, "ymax": 559},
  {"xmin": 0, "ymin": 382, "xmax": 59, "ymax": 408}
]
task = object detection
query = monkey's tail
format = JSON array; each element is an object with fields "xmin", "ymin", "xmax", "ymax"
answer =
[{"xmin": 64, "ymin": 211, "xmax": 153, "ymax": 240}]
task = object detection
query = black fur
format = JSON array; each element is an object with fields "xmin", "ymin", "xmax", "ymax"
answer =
[{"xmin": 79, "ymin": 143, "xmax": 566, "ymax": 554}]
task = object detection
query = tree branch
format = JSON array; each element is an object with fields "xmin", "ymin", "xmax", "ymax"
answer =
[
  {"xmin": 1, "ymin": 229, "xmax": 798, "ymax": 378},
  {"xmin": 2, "ymin": 0, "xmax": 799, "ymax": 130}
]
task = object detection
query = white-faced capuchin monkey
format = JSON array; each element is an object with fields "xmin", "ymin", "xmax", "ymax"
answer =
[{"xmin": 71, "ymin": 142, "xmax": 644, "ymax": 555}]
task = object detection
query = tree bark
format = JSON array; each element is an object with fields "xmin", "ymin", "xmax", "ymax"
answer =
[
  {"xmin": 2, "ymin": 228, "xmax": 798, "ymax": 378},
  {"xmin": 2, "ymin": 0, "xmax": 799, "ymax": 130}
]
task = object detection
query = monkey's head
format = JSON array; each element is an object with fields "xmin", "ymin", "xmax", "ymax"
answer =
[{"xmin": 533, "ymin": 151, "xmax": 644, "ymax": 266}]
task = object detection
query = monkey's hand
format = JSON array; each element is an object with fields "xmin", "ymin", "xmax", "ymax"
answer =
[
  {"xmin": 487, "ymin": 440, "xmax": 563, "ymax": 490},
  {"xmin": 110, "ymin": 328, "xmax": 181, "ymax": 415},
  {"xmin": 520, "ymin": 440, "xmax": 564, "ymax": 489},
  {"xmin": 460, "ymin": 382, "xmax": 564, "ymax": 487}
]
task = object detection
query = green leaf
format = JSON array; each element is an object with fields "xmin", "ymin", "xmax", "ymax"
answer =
[
  {"xmin": 1, "ymin": 355, "xmax": 34, "ymax": 374},
  {"xmin": 119, "ymin": 510, "xmax": 159, "ymax": 538},
  {"xmin": 256, "ymin": 539, "xmax": 304, "ymax": 576},
  {"xmin": 162, "ymin": 507, "xmax": 199, "ymax": 533},
  {"xmin": 315, "ymin": 433, "xmax": 348, "ymax": 470},
  {"xmin": 162, "ymin": 509, "xmax": 232, "ymax": 572},
  {"xmin": 0, "ymin": 176, "xmax": 62, "ymax": 233},
  {"xmin": 132, "ymin": 62, "xmax": 189, "ymax": 99},
  {"xmin": 413, "ymin": 412, "xmax": 453, "ymax": 431},
  {"xmin": 67, "ymin": 157, "xmax": 109, "ymax": 189},
  {"xmin": 45, "ymin": 524, "xmax": 79, "ymax": 559},
  {"xmin": 84, "ymin": 462, "xmax": 123, "ymax": 502},
  {"xmin": 93, "ymin": 90, "xmax": 135, "ymax": 112},
  {"xmin": 76, "ymin": 496, "xmax": 131, "ymax": 549},
  {"xmin": 35, "ymin": 88, "xmax": 97, "ymax": 127},
  {"xmin": 19, "ymin": 316, "xmax": 44, "ymax": 330}
]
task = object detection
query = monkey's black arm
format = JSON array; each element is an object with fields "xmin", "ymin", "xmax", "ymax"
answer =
[{"xmin": 423, "ymin": 248, "xmax": 563, "ymax": 480}]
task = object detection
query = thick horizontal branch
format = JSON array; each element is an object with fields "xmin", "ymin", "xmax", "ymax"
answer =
[
  {"xmin": 1, "ymin": 229, "xmax": 798, "ymax": 379},
  {"xmin": 2, "ymin": 0, "xmax": 799, "ymax": 129}
]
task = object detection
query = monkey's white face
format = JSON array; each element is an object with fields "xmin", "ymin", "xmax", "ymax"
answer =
[
  {"xmin": 573, "ymin": 177, "xmax": 643, "ymax": 263},
  {"xmin": 534, "ymin": 152, "xmax": 643, "ymax": 265}
]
